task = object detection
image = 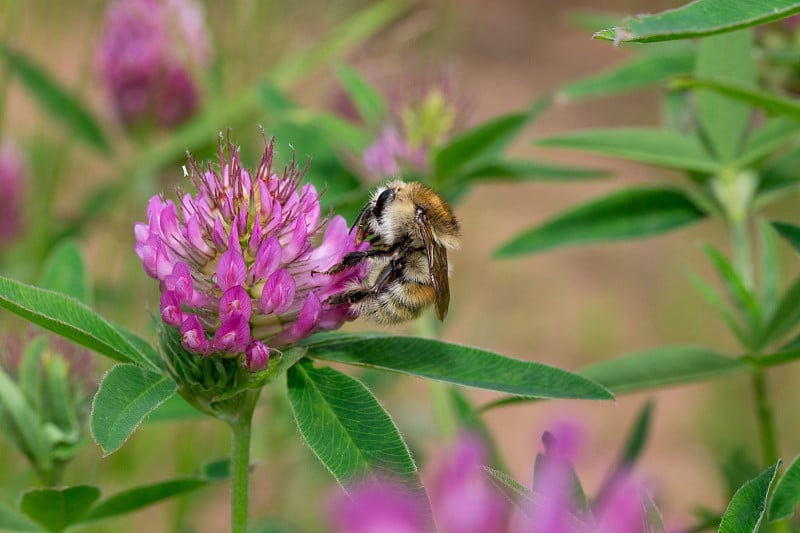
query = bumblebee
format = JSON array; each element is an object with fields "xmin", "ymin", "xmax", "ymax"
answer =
[{"xmin": 326, "ymin": 180, "xmax": 460, "ymax": 324}]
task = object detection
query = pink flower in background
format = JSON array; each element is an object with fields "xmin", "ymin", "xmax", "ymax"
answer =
[
  {"xmin": 429, "ymin": 434, "xmax": 508, "ymax": 533},
  {"xmin": 331, "ymin": 479, "xmax": 431, "ymax": 533},
  {"xmin": 134, "ymin": 134, "xmax": 368, "ymax": 371},
  {"xmin": 328, "ymin": 424, "xmax": 659, "ymax": 533},
  {"xmin": 357, "ymin": 69, "xmax": 466, "ymax": 180},
  {"xmin": 330, "ymin": 433, "xmax": 505, "ymax": 533},
  {"xmin": 0, "ymin": 140, "xmax": 26, "ymax": 244},
  {"xmin": 96, "ymin": 0, "xmax": 210, "ymax": 127},
  {"xmin": 512, "ymin": 421, "xmax": 650, "ymax": 533}
]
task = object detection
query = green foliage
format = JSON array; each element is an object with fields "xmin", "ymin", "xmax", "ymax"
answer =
[
  {"xmin": 20, "ymin": 486, "xmax": 101, "ymax": 533},
  {"xmin": 435, "ymin": 98, "xmax": 550, "ymax": 179},
  {"xmin": 496, "ymin": 187, "xmax": 706, "ymax": 257},
  {"xmin": 534, "ymin": 128, "xmax": 718, "ymax": 172},
  {"xmin": 286, "ymin": 361, "xmax": 422, "ymax": 491},
  {"xmin": 0, "ymin": 276, "xmax": 160, "ymax": 370},
  {"xmin": 90, "ymin": 365, "xmax": 176, "ymax": 455},
  {"xmin": 37, "ymin": 240, "xmax": 91, "ymax": 306},
  {"xmin": 301, "ymin": 332, "xmax": 613, "ymax": 399},
  {"xmin": 558, "ymin": 44, "xmax": 694, "ymax": 102},
  {"xmin": 580, "ymin": 346, "xmax": 744, "ymax": 393},
  {"xmin": 694, "ymin": 29, "xmax": 755, "ymax": 162},
  {"xmin": 83, "ymin": 478, "xmax": 211, "ymax": 522},
  {"xmin": 769, "ymin": 454, "xmax": 800, "ymax": 521},
  {"xmin": 1, "ymin": 46, "xmax": 110, "ymax": 153},
  {"xmin": 594, "ymin": 0, "xmax": 800, "ymax": 43},
  {"xmin": 334, "ymin": 64, "xmax": 386, "ymax": 128},
  {"xmin": 718, "ymin": 462, "xmax": 779, "ymax": 533}
]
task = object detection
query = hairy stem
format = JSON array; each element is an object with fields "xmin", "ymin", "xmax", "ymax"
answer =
[{"xmin": 229, "ymin": 391, "xmax": 259, "ymax": 533}]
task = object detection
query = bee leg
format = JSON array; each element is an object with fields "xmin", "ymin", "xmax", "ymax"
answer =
[
  {"xmin": 328, "ymin": 289, "xmax": 373, "ymax": 305},
  {"xmin": 315, "ymin": 247, "xmax": 396, "ymax": 275},
  {"xmin": 328, "ymin": 258, "xmax": 402, "ymax": 305}
]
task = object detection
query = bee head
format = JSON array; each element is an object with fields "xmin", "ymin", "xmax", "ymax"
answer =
[{"xmin": 373, "ymin": 187, "xmax": 396, "ymax": 221}]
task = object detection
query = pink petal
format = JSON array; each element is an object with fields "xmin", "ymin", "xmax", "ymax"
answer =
[
  {"xmin": 250, "ymin": 235, "xmax": 282, "ymax": 283},
  {"xmin": 281, "ymin": 292, "xmax": 321, "ymax": 343},
  {"xmin": 212, "ymin": 314, "xmax": 250, "ymax": 353},
  {"xmin": 180, "ymin": 314, "xmax": 210, "ymax": 355},
  {"xmin": 160, "ymin": 290, "xmax": 183, "ymax": 327},
  {"xmin": 165, "ymin": 261, "xmax": 194, "ymax": 303},
  {"xmin": 281, "ymin": 214, "xmax": 308, "ymax": 263},
  {"xmin": 260, "ymin": 269, "xmax": 296, "ymax": 315},
  {"xmin": 219, "ymin": 285, "xmax": 252, "ymax": 323},
  {"xmin": 216, "ymin": 248, "xmax": 247, "ymax": 291},
  {"xmin": 244, "ymin": 340, "xmax": 270, "ymax": 371}
]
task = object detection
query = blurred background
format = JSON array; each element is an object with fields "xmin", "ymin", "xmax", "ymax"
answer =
[{"xmin": 3, "ymin": 0, "xmax": 799, "ymax": 531}]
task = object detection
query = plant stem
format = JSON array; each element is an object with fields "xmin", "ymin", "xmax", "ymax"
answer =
[
  {"xmin": 730, "ymin": 218, "xmax": 753, "ymax": 291},
  {"xmin": 729, "ymin": 217, "xmax": 784, "ymax": 484},
  {"xmin": 229, "ymin": 392, "xmax": 258, "ymax": 533},
  {"xmin": 751, "ymin": 367, "xmax": 779, "ymax": 468}
]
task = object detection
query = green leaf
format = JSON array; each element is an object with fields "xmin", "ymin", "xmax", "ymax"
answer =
[
  {"xmin": 580, "ymin": 346, "xmax": 745, "ymax": 393},
  {"xmin": 495, "ymin": 187, "xmax": 705, "ymax": 258},
  {"xmin": 751, "ymin": 348, "xmax": 800, "ymax": 368},
  {"xmin": 594, "ymin": 1, "xmax": 800, "ymax": 43},
  {"xmin": 0, "ymin": 365, "xmax": 47, "ymax": 465},
  {"xmin": 0, "ymin": 502, "xmax": 41, "ymax": 531},
  {"xmin": 620, "ymin": 400, "xmax": 654, "ymax": 466},
  {"xmin": 301, "ymin": 333, "xmax": 612, "ymax": 400},
  {"xmin": 769, "ymin": 454, "xmax": 800, "ymax": 521},
  {"xmin": 144, "ymin": 394, "xmax": 204, "ymax": 423},
  {"xmin": 758, "ymin": 220, "xmax": 781, "ymax": 320},
  {"xmin": 482, "ymin": 466, "xmax": 533, "ymax": 504},
  {"xmin": 643, "ymin": 491, "xmax": 666, "ymax": 533},
  {"xmin": 335, "ymin": 64, "xmax": 386, "ymax": 127},
  {"xmin": 20, "ymin": 485, "xmax": 101, "ymax": 532},
  {"xmin": 18, "ymin": 336, "xmax": 47, "ymax": 413},
  {"xmin": 90, "ymin": 364, "xmax": 176, "ymax": 455},
  {"xmin": 38, "ymin": 240, "xmax": 91, "ymax": 306},
  {"xmin": 758, "ymin": 144, "xmax": 800, "ymax": 203},
  {"xmin": 269, "ymin": 0, "xmax": 409, "ymax": 89},
  {"xmin": 760, "ymin": 274, "xmax": 800, "ymax": 347},
  {"xmin": 736, "ymin": 118, "xmax": 800, "ymax": 170},
  {"xmin": 558, "ymin": 45, "xmax": 694, "ymax": 102},
  {"xmin": 686, "ymin": 269, "xmax": 750, "ymax": 347},
  {"xmin": 1, "ymin": 46, "xmax": 109, "ymax": 153},
  {"xmin": 674, "ymin": 77, "xmax": 800, "ymax": 123},
  {"xmin": 83, "ymin": 478, "xmax": 209, "ymax": 522},
  {"xmin": 449, "ymin": 388, "xmax": 506, "ymax": 471},
  {"xmin": 772, "ymin": 221, "xmax": 800, "ymax": 255},
  {"xmin": 702, "ymin": 244, "xmax": 761, "ymax": 341},
  {"xmin": 286, "ymin": 361, "xmax": 422, "ymax": 489},
  {"xmin": 534, "ymin": 128, "xmax": 718, "ymax": 172},
  {"xmin": 435, "ymin": 97, "xmax": 550, "ymax": 178},
  {"xmin": 694, "ymin": 29, "xmax": 755, "ymax": 162},
  {"xmin": 42, "ymin": 356, "xmax": 79, "ymax": 446},
  {"xmin": 0, "ymin": 276, "xmax": 160, "ymax": 370},
  {"xmin": 718, "ymin": 461, "xmax": 779, "ymax": 533},
  {"xmin": 455, "ymin": 158, "xmax": 607, "ymax": 184}
]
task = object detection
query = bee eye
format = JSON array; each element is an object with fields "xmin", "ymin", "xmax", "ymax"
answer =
[{"xmin": 374, "ymin": 188, "xmax": 395, "ymax": 219}]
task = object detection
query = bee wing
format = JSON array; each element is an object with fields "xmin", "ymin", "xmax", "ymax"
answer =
[{"xmin": 416, "ymin": 209, "xmax": 450, "ymax": 321}]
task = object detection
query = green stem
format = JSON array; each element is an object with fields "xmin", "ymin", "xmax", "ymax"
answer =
[
  {"xmin": 730, "ymin": 218, "xmax": 753, "ymax": 291},
  {"xmin": 229, "ymin": 392, "xmax": 259, "ymax": 533},
  {"xmin": 727, "ymin": 216, "xmax": 777, "ymax": 461},
  {"xmin": 751, "ymin": 368, "xmax": 779, "ymax": 467}
]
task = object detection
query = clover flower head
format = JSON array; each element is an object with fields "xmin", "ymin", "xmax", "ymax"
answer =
[
  {"xmin": 0, "ymin": 140, "xmax": 26, "ymax": 244},
  {"xmin": 96, "ymin": 0, "xmax": 209, "ymax": 127},
  {"xmin": 135, "ymin": 133, "xmax": 369, "ymax": 371}
]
